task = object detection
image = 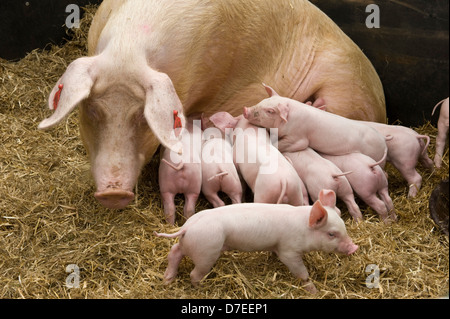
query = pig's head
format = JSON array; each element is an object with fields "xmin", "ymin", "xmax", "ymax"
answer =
[
  {"xmin": 38, "ymin": 56, "xmax": 185, "ymax": 209},
  {"xmin": 243, "ymin": 84, "xmax": 290, "ymax": 128},
  {"xmin": 307, "ymin": 190, "xmax": 358, "ymax": 256}
]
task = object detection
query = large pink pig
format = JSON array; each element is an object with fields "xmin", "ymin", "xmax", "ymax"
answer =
[
  {"xmin": 432, "ymin": 98, "xmax": 449, "ymax": 168},
  {"xmin": 321, "ymin": 153, "xmax": 396, "ymax": 223},
  {"xmin": 360, "ymin": 121, "xmax": 434, "ymax": 197},
  {"xmin": 210, "ymin": 112, "xmax": 305, "ymax": 206},
  {"xmin": 159, "ymin": 120, "xmax": 202, "ymax": 224},
  {"xmin": 244, "ymin": 85, "xmax": 387, "ymax": 164},
  {"xmin": 154, "ymin": 189, "xmax": 358, "ymax": 293},
  {"xmin": 284, "ymin": 148, "xmax": 363, "ymax": 221},
  {"xmin": 38, "ymin": 0, "xmax": 386, "ymax": 209}
]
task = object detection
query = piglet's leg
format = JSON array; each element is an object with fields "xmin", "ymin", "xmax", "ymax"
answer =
[
  {"xmin": 396, "ymin": 167, "xmax": 422, "ymax": 197},
  {"xmin": 362, "ymin": 195, "xmax": 389, "ymax": 222},
  {"xmin": 161, "ymin": 192, "xmax": 176, "ymax": 225},
  {"xmin": 435, "ymin": 122, "xmax": 449, "ymax": 168},
  {"xmin": 163, "ymin": 243, "xmax": 184, "ymax": 285},
  {"xmin": 203, "ymin": 191, "xmax": 226, "ymax": 208},
  {"xmin": 378, "ymin": 189, "xmax": 397, "ymax": 222},
  {"xmin": 277, "ymin": 251, "xmax": 317, "ymax": 294},
  {"xmin": 228, "ymin": 192, "xmax": 242, "ymax": 204},
  {"xmin": 277, "ymin": 137, "xmax": 308, "ymax": 153},
  {"xmin": 184, "ymin": 193, "xmax": 199, "ymax": 219},
  {"xmin": 190, "ymin": 252, "xmax": 221, "ymax": 287}
]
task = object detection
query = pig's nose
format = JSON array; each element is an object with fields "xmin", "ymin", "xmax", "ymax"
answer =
[
  {"xmin": 347, "ymin": 244, "xmax": 359, "ymax": 255},
  {"xmin": 94, "ymin": 189, "xmax": 135, "ymax": 209}
]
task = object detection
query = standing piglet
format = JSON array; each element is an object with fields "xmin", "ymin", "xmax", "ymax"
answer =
[
  {"xmin": 154, "ymin": 189, "xmax": 358, "ymax": 293},
  {"xmin": 244, "ymin": 85, "xmax": 387, "ymax": 164},
  {"xmin": 209, "ymin": 112, "xmax": 305, "ymax": 206},
  {"xmin": 361, "ymin": 121, "xmax": 434, "ymax": 197},
  {"xmin": 284, "ymin": 148, "xmax": 362, "ymax": 221},
  {"xmin": 432, "ymin": 98, "xmax": 449, "ymax": 168},
  {"xmin": 159, "ymin": 120, "xmax": 202, "ymax": 224},
  {"xmin": 321, "ymin": 153, "xmax": 396, "ymax": 223},
  {"xmin": 201, "ymin": 131, "xmax": 243, "ymax": 207}
]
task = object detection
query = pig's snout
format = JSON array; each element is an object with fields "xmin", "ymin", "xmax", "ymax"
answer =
[
  {"xmin": 346, "ymin": 243, "xmax": 359, "ymax": 255},
  {"xmin": 338, "ymin": 239, "xmax": 359, "ymax": 256},
  {"xmin": 94, "ymin": 188, "xmax": 135, "ymax": 209}
]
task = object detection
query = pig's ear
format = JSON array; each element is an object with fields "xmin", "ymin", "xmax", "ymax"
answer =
[
  {"xmin": 309, "ymin": 201, "xmax": 328, "ymax": 229},
  {"xmin": 276, "ymin": 103, "xmax": 289, "ymax": 122},
  {"xmin": 209, "ymin": 112, "xmax": 238, "ymax": 132},
  {"xmin": 318, "ymin": 189, "xmax": 337, "ymax": 207},
  {"xmin": 263, "ymin": 83, "xmax": 279, "ymax": 97},
  {"xmin": 38, "ymin": 57, "xmax": 97, "ymax": 130},
  {"xmin": 142, "ymin": 69, "xmax": 185, "ymax": 154}
]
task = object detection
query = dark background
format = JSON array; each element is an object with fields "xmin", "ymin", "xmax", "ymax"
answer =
[
  {"xmin": 1, "ymin": 0, "xmax": 448, "ymax": 126},
  {"xmin": 310, "ymin": 0, "xmax": 449, "ymax": 126},
  {"xmin": 0, "ymin": 0, "xmax": 100, "ymax": 60}
]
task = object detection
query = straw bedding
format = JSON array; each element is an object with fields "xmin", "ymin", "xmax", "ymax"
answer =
[{"xmin": 0, "ymin": 6, "xmax": 448, "ymax": 299}]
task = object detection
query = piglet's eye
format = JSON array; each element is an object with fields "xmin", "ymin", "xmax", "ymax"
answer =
[{"xmin": 328, "ymin": 232, "xmax": 336, "ymax": 238}]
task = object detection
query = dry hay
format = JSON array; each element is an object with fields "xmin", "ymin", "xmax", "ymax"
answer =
[{"xmin": 0, "ymin": 6, "xmax": 448, "ymax": 299}]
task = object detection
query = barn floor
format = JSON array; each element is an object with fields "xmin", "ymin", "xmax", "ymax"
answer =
[{"xmin": 0, "ymin": 6, "xmax": 448, "ymax": 299}]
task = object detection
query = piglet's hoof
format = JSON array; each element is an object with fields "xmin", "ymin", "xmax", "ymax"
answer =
[{"xmin": 302, "ymin": 280, "xmax": 318, "ymax": 294}]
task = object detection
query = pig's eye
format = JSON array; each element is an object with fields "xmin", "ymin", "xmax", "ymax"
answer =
[
  {"xmin": 328, "ymin": 232, "xmax": 336, "ymax": 238},
  {"xmin": 85, "ymin": 104, "xmax": 102, "ymax": 121},
  {"xmin": 267, "ymin": 109, "xmax": 275, "ymax": 115}
]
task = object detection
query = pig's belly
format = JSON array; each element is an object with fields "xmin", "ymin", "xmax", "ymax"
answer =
[{"xmin": 223, "ymin": 225, "xmax": 281, "ymax": 252}]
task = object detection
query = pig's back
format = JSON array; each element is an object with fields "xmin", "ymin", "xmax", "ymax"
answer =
[
  {"xmin": 89, "ymin": 0, "xmax": 384, "ymax": 121},
  {"xmin": 89, "ymin": 0, "xmax": 316, "ymax": 113}
]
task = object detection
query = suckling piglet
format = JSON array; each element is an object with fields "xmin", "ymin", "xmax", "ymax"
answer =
[
  {"xmin": 361, "ymin": 121, "xmax": 434, "ymax": 197},
  {"xmin": 209, "ymin": 112, "xmax": 304, "ymax": 206},
  {"xmin": 243, "ymin": 84, "xmax": 387, "ymax": 164},
  {"xmin": 201, "ymin": 132, "xmax": 242, "ymax": 207},
  {"xmin": 432, "ymin": 97, "xmax": 449, "ymax": 168},
  {"xmin": 284, "ymin": 148, "xmax": 363, "ymax": 221},
  {"xmin": 154, "ymin": 189, "xmax": 358, "ymax": 293},
  {"xmin": 321, "ymin": 152, "xmax": 396, "ymax": 223},
  {"xmin": 159, "ymin": 120, "xmax": 202, "ymax": 224}
]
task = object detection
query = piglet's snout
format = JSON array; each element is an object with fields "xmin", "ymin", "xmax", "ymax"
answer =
[
  {"xmin": 338, "ymin": 238, "xmax": 359, "ymax": 256},
  {"xmin": 343, "ymin": 241, "xmax": 359, "ymax": 256},
  {"xmin": 346, "ymin": 243, "xmax": 359, "ymax": 256},
  {"xmin": 94, "ymin": 188, "xmax": 135, "ymax": 209}
]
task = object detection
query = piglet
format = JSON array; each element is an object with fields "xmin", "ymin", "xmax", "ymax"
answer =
[
  {"xmin": 321, "ymin": 152, "xmax": 396, "ymax": 223},
  {"xmin": 210, "ymin": 112, "xmax": 304, "ymax": 206},
  {"xmin": 361, "ymin": 121, "xmax": 434, "ymax": 197},
  {"xmin": 201, "ymin": 131, "xmax": 243, "ymax": 207},
  {"xmin": 285, "ymin": 148, "xmax": 363, "ymax": 221},
  {"xmin": 159, "ymin": 120, "xmax": 202, "ymax": 224},
  {"xmin": 154, "ymin": 189, "xmax": 358, "ymax": 293},
  {"xmin": 244, "ymin": 84, "xmax": 387, "ymax": 164},
  {"xmin": 432, "ymin": 98, "xmax": 449, "ymax": 168}
]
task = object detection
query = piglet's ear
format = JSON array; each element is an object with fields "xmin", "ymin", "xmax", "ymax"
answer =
[
  {"xmin": 209, "ymin": 112, "xmax": 239, "ymax": 133},
  {"xmin": 38, "ymin": 56, "xmax": 97, "ymax": 130},
  {"xmin": 309, "ymin": 201, "xmax": 328, "ymax": 229},
  {"xmin": 142, "ymin": 69, "xmax": 185, "ymax": 155},
  {"xmin": 318, "ymin": 189, "xmax": 336, "ymax": 207},
  {"xmin": 263, "ymin": 83, "xmax": 279, "ymax": 97},
  {"xmin": 277, "ymin": 103, "xmax": 289, "ymax": 122}
]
